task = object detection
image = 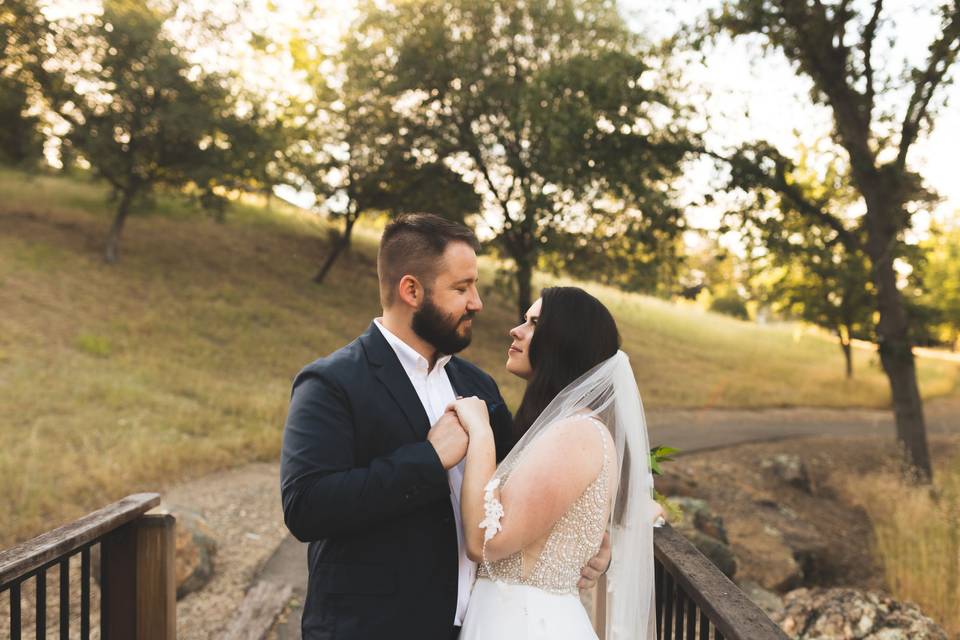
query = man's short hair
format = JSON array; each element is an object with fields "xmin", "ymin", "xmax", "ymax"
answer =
[{"xmin": 378, "ymin": 214, "xmax": 480, "ymax": 307}]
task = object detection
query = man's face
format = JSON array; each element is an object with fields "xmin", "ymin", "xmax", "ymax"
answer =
[{"xmin": 411, "ymin": 241, "xmax": 483, "ymax": 355}]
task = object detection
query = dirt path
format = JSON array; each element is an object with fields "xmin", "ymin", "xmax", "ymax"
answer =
[
  {"xmin": 175, "ymin": 396, "xmax": 960, "ymax": 638},
  {"xmin": 646, "ymin": 395, "xmax": 960, "ymax": 454}
]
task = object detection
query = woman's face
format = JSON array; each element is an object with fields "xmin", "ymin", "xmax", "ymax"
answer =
[{"xmin": 506, "ymin": 298, "xmax": 541, "ymax": 379}]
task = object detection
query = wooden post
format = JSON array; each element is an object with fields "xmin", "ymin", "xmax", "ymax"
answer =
[
  {"xmin": 101, "ymin": 513, "xmax": 176, "ymax": 640},
  {"xmin": 136, "ymin": 513, "xmax": 176, "ymax": 640},
  {"xmin": 101, "ymin": 522, "xmax": 137, "ymax": 639}
]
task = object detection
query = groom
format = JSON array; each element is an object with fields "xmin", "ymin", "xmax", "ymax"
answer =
[{"xmin": 281, "ymin": 214, "xmax": 609, "ymax": 640}]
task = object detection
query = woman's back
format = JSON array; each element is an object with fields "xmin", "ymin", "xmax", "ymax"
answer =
[{"xmin": 478, "ymin": 416, "xmax": 617, "ymax": 594}]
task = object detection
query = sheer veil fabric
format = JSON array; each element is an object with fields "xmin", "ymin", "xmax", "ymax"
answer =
[{"xmin": 482, "ymin": 350, "xmax": 657, "ymax": 639}]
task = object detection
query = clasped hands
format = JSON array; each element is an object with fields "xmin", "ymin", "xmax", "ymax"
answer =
[{"xmin": 426, "ymin": 396, "xmax": 489, "ymax": 471}]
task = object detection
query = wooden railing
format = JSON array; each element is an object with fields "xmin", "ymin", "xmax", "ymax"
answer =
[
  {"xmin": 5, "ymin": 498, "xmax": 784, "ymax": 640},
  {"xmin": 653, "ymin": 524, "xmax": 788, "ymax": 640},
  {"xmin": 586, "ymin": 524, "xmax": 790, "ymax": 639},
  {"xmin": 0, "ymin": 493, "xmax": 175, "ymax": 640}
]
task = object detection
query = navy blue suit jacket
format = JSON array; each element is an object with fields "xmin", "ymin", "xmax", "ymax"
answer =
[{"xmin": 281, "ymin": 322, "xmax": 515, "ymax": 640}]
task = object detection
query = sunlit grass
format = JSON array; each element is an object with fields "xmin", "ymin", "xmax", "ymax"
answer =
[
  {"xmin": 1, "ymin": 166, "xmax": 958, "ymax": 546},
  {"xmin": 841, "ymin": 458, "xmax": 960, "ymax": 636}
]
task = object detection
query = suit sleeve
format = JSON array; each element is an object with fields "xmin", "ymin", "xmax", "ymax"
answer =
[{"xmin": 280, "ymin": 371, "xmax": 450, "ymax": 541}]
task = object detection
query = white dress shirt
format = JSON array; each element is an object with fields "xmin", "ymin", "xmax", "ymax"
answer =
[{"xmin": 374, "ymin": 319, "xmax": 476, "ymax": 626}]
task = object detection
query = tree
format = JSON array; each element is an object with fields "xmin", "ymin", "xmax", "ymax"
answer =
[
  {"xmin": 42, "ymin": 0, "xmax": 241, "ymax": 262},
  {"xmin": 0, "ymin": 0, "xmax": 47, "ymax": 165},
  {"xmin": 280, "ymin": 22, "xmax": 482, "ymax": 284},
  {"xmin": 769, "ymin": 239, "xmax": 875, "ymax": 378},
  {"xmin": 733, "ymin": 144, "xmax": 875, "ymax": 377},
  {"xmin": 353, "ymin": 0, "xmax": 691, "ymax": 315},
  {"xmin": 919, "ymin": 220, "xmax": 960, "ymax": 350},
  {"xmin": 708, "ymin": 0, "xmax": 960, "ymax": 481}
]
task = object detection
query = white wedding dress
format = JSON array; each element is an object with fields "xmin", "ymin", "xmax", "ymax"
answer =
[
  {"xmin": 459, "ymin": 351, "xmax": 656, "ymax": 640},
  {"xmin": 460, "ymin": 418, "xmax": 612, "ymax": 640}
]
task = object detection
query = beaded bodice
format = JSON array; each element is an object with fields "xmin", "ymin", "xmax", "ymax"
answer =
[{"xmin": 478, "ymin": 418, "xmax": 612, "ymax": 595}]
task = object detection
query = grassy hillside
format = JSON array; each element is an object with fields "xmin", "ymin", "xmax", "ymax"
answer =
[{"xmin": 1, "ymin": 167, "xmax": 957, "ymax": 545}]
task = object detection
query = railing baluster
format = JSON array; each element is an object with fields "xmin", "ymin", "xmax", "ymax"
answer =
[
  {"xmin": 37, "ymin": 567, "xmax": 47, "ymax": 639},
  {"xmin": 60, "ymin": 558, "xmax": 70, "ymax": 640},
  {"xmin": 699, "ymin": 610, "xmax": 709, "ymax": 640},
  {"xmin": 655, "ymin": 560, "xmax": 665, "ymax": 639},
  {"xmin": 81, "ymin": 546, "xmax": 91, "ymax": 640},
  {"xmin": 663, "ymin": 573, "xmax": 675, "ymax": 640},
  {"xmin": 685, "ymin": 593, "xmax": 697, "ymax": 639},
  {"xmin": 674, "ymin": 585, "xmax": 686, "ymax": 639},
  {"xmin": 11, "ymin": 582, "xmax": 22, "ymax": 640}
]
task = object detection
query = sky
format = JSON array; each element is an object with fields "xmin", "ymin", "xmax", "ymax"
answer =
[
  {"xmin": 619, "ymin": 0, "xmax": 960, "ymax": 241},
  {"xmin": 42, "ymin": 0, "xmax": 960, "ymax": 242}
]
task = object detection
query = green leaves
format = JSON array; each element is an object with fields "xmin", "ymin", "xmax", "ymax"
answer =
[
  {"xmin": 347, "ymin": 0, "xmax": 693, "ymax": 313},
  {"xmin": 649, "ymin": 445, "xmax": 679, "ymax": 477}
]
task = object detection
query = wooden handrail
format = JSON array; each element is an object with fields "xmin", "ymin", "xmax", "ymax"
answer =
[
  {"xmin": 0, "ymin": 492, "xmax": 160, "ymax": 587},
  {"xmin": 654, "ymin": 524, "xmax": 788, "ymax": 639}
]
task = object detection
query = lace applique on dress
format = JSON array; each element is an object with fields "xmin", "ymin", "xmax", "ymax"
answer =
[
  {"xmin": 478, "ymin": 417, "xmax": 612, "ymax": 594},
  {"xmin": 479, "ymin": 478, "xmax": 504, "ymax": 541}
]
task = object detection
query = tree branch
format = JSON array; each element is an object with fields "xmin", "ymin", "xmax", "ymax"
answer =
[
  {"xmin": 861, "ymin": 0, "xmax": 883, "ymax": 120},
  {"xmin": 896, "ymin": 1, "xmax": 960, "ymax": 171},
  {"xmin": 706, "ymin": 146, "xmax": 862, "ymax": 251}
]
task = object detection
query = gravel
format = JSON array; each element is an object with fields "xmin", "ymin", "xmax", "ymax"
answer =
[{"xmin": 167, "ymin": 462, "xmax": 288, "ymax": 640}]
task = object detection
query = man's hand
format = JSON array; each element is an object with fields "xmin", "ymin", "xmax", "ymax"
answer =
[
  {"xmin": 427, "ymin": 409, "xmax": 469, "ymax": 470},
  {"xmin": 578, "ymin": 531, "xmax": 612, "ymax": 590}
]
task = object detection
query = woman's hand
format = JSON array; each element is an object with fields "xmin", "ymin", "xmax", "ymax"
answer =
[
  {"xmin": 448, "ymin": 396, "xmax": 490, "ymax": 438},
  {"xmin": 650, "ymin": 499, "xmax": 666, "ymax": 526}
]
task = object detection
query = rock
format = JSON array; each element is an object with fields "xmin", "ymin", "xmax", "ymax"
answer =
[
  {"xmin": 668, "ymin": 496, "xmax": 738, "ymax": 578},
  {"xmin": 762, "ymin": 454, "xmax": 813, "ymax": 494},
  {"xmin": 167, "ymin": 506, "xmax": 217, "ymax": 599},
  {"xmin": 734, "ymin": 523, "xmax": 802, "ymax": 591},
  {"xmin": 669, "ymin": 496, "xmax": 729, "ymax": 543},
  {"xmin": 738, "ymin": 580, "xmax": 784, "ymax": 618},
  {"xmin": 682, "ymin": 528, "xmax": 738, "ymax": 579},
  {"xmin": 772, "ymin": 588, "xmax": 948, "ymax": 640}
]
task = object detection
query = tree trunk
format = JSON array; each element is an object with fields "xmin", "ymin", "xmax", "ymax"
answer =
[
  {"xmin": 863, "ymin": 205, "xmax": 933, "ymax": 482},
  {"xmin": 313, "ymin": 214, "xmax": 357, "ymax": 284},
  {"xmin": 104, "ymin": 189, "xmax": 135, "ymax": 264},
  {"xmin": 837, "ymin": 326, "xmax": 853, "ymax": 379}
]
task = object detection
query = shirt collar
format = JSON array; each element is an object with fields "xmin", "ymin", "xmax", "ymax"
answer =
[{"xmin": 374, "ymin": 318, "xmax": 452, "ymax": 375}]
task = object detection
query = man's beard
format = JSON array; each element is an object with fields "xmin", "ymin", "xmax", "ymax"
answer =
[{"xmin": 412, "ymin": 294, "xmax": 475, "ymax": 355}]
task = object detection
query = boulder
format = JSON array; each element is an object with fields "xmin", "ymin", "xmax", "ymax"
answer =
[
  {"xmin": 669, "ymin": 496, "xmax": 729, "ymax": 543},
  {"xmin": 772, "ymin": 588, "xmax": 948, "ymax": 640},
  {"xmin": 738, "ymin": 580, "xmax": 785, "ymax": 617},
  {"xmin": 762, "ymin": 454, "xmax": 813, "ymax": 494},
  {"xmin": 168, "ymin": 506, "xmax": 217, "ymax": 599},
  {"xmin": 669, "ymin": 496, "xmax": 737, "ymax": 578}
]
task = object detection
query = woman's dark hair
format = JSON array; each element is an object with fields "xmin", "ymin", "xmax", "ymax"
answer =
[{"xmin": 511, "ymin": 286, "xmax": 621, "ymax": 441}]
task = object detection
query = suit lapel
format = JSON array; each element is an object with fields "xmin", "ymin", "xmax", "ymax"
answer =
[
  {"xmin": 444, "ymin": 359, "xmax": 468, "ymax": 398},
  {"xmin": 360, "ymin": 322, "xmax": 431, "ymax": 440}
]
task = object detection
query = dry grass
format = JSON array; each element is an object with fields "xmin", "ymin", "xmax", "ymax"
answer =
[
  {"xmin": 1, "ymin": 166, "xmax": 958, "ymax": 547},
  {"xmin": 840, "ymin": 457, "xmax": 960, "ymax": 636}
]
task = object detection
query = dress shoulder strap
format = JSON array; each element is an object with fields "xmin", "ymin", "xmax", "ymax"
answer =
[{"xmin": 585, "ymin": 415, "xmax": 610, "ymax": 470}]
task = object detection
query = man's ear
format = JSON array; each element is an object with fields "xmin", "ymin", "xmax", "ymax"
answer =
[{"xmin": 397, "ymin": 274, "xmax": 424, "ymax": 308}]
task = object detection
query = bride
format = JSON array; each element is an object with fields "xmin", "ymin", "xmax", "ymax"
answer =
[{"xmin": 449, "ymin": 286, "xmax": 659, "ymax": 640}]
